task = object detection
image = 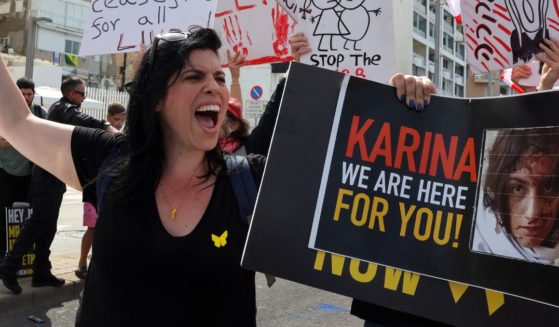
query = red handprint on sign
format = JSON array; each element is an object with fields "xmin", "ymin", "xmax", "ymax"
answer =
[
  {"xmin": 272, "ymin": 3, "xmax": 292, "ymax": 57},
  {"xmin": 223, "ymin": 14, "xmax": 251, "ymax": 57}
]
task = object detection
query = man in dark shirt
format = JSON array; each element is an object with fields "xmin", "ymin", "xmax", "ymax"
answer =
[
  {"xmin": 0, "ymin": 78, "xmax": 46, "ymax": 259},
  {"xmin": 0, "ymin": 77, "xmax": 112, "ymax": 294}
]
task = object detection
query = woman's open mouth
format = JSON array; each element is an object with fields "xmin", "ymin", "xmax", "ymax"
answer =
[{"xmin": 195, "ymin": 105, "xmax": 220, "ymax": 131}]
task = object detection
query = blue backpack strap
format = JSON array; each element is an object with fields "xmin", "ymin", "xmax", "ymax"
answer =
[
  {"xmin": 225, "ymin": 155, "xmax": 257, "ymax": 224},
  {"xmin": 96, "ymin": 147, "xmax": 121, "ymax": 212}
]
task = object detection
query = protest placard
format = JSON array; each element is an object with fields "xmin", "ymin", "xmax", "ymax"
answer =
[
  {"xmin": 215, "ymin": 0, "xmax": 296, "ymax": 66},
  {"xmin": 242, "ymin": 63, "xmax": 559, "ymax": 315},
  {"xmin": 462, "ymin": 0, "xmax": 559, "ymax": 73},
  {"xmin": 79, "ymin": 0, "xmax": 217, "ymax": 56},
  {"xmin": 278, "ymin": 0, "xmax": 396, "ymax": 82},
  {"xmin": 4, "ymin": 207, "xmax": 35, "ymax": 277},
  {"xmin": 306, "ymin": 66, "xmax": 559, "ymax": 307}
]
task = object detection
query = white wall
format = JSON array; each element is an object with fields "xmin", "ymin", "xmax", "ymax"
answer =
[
  {"xmin": 8, "ymin": 65, "xmax": 63, "ymax": 88},
  {"xmin": 393, "ymin": 0, "xmax": 414, "ymax": 74}
]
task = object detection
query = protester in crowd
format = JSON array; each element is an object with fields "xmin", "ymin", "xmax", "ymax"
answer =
[
  {"xmin": 284, "ymin": 30, "xmax": 447, "ymax": 327},
  {"xmin": 0, "ymin": 27, "xmax": 432, "ymax": 324},
  {"xmin": 218, "ymin": 97, "xmax": 250, "ymax": 154},
  {"xmin": 510, "ymin": 62, "xmax": 539, "ymax": 93},
  {"xmin": 508, "ymin": 38, "xmax": 559, "ymax": 93},
  {"xmin": 537, "ymin": 38, "xmax": 559, "ymax": 91},
  {"xmin": 218, "ymin": 51, "xmax": 250, "ymax": 154},
  {"xmin": 0, "ymin": 78, "xmax": 46, "ymax": 259},
  {"xmin": 473, "ymin": 127, "xmax": 559, "ymax": 265},
  {"xmin": 227, "ymin": 49, "xmax": 244, "ymax": 103},
  {"xmin": 0, "ymin": 77, "xmax": 114, "ymax": 295},
  {"xmin": 106, "ymin": 102, "xmax": 127, "ymax": 131},
  {"xmin": 75, "ymin": 102, "xmax": 126, "ymax": 279}
]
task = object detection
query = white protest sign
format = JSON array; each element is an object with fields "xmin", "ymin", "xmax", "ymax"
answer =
[
  {"xmin": 280, "ymin": 0, "xmax": 396, "ymax": 83},
  {"xmin": 462, "ymin": 0, "xmax": 559, "ymax": 73},
  {"xmin": 214, "ymin": 0, "xmax": 296, "ymax": 66},
  {"xmin": 79, "ymin": 0, "xmax": 218, "ymax": 56}
]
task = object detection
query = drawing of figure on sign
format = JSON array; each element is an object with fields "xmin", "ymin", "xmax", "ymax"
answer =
[
  {"xmin": 338, "ymin": 0, "xmax": 381, "ymax": 51},
  {"xmin": 505, "ymin": 0, "xmax": 550, "ymax": 63},
  {"xmin": 462, "ymin": 0, "xmax": 559, "ymax": 73},
  {"xmin": 307, "ymin": 0, "xmax": 349, "ymax": 51}
]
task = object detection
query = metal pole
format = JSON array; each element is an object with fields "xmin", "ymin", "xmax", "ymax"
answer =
[
  {"xmin": 487, "ymin": 72, "xmax": 493, "ymax": 96},
  {"xmin": 433, "ymin": 0, "xmax": 442, "ymax": 90},
  {"xmin": 120, "ymin": 53, "xmax": 127, "ymax": 91},
  {"xmin": 24, "ymin": 17, "xmax": 35, "ymax": 79},
  {"xmin": 24, "ymin": 16, "xmax": 52, "ymax": 79}
]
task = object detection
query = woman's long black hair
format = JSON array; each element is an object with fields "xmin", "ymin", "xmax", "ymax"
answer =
[{"xmin": 115, "ymin": 28, "xmax": 224, "ymax": 202}]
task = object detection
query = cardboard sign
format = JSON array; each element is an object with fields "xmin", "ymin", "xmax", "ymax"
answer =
[
  {"xmin": 4, "ymin": 207, "xmax": 35, "ymax": 277},
  {"xmin": 279, "ymin": 0, "xmax": 396, "ymax": 82},
  {"xmin": 462, "ymin": 0, "xmax": 559, "ymax": 73},
  {"xmin": 79, "ymin": 0, "xmax": 217, "ymax": 56},
  {"xmin": 242, "ymin": 63, "xmax": 559, "ymax": 324},
  {"xmin": 305, "ymin": 64, "xmax": 559, "ymax": 306},
  {"xmin": 215, "ymin": 0, "xmax": 296, "ymax": 66}
]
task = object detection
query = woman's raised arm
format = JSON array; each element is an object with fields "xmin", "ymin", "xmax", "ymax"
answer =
[{"xmin": 0, "ymin": 56, "xmax": 81, "ymax": 190}]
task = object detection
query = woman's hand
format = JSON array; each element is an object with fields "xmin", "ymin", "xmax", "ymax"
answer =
[
  {"xmin": 227, "ymin": 49, "xmax": 246, "ymax": 82},
  {"xmin": 537, "ymin": 38, "xmax": 559, "ymax": 90},
  {"xmin": 289, "ymin": 32, "xmax": 312, "ymax": 62},
  {"xmin": 389, "ymin": 74, "xmax": 437, "ymax": 112},
  {"xmin": 511, "ymin": 64, "xmax": 532, "ymax": 83}
]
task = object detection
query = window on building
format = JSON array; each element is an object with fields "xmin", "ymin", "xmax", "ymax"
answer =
[
  {"xmin": 456, "ymin": 42, "xmax": 465, "ymax": 59},
  {"xmin": 65, "ymin": 40, "xmax": 81, "ymax": 54},
  {"xmin": 413, "ymin": 65, "xmax": 426, "ymax": 77},
  {"xmin": 415, "ymin": 0, "xmax": 427, "ymax": 14},
  {"xmin": 455, "ymin": 85, "xmax": 464, "ymax": 97},
  {"xmin": 443, "ymin": 11, "xmax": 454, "ymax": 31},
  {"xmin": 455, "ymin": 65, "xmax": 464, "ymax": 77},
  {"xmin": 443, "ymin": 33, "xmax": 454, "ymax": 53},
  {"xmin": 413, "ymin": 13, "xmax": 427, "ymax": 37},
  {"xmin": 429, "ymin": 23, "xmax": 435, "ymax": 40}
]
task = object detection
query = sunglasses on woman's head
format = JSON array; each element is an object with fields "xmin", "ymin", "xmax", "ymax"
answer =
[{"xmin": 148, "ymin": 30, "xmax": 189, "ymax": 65}]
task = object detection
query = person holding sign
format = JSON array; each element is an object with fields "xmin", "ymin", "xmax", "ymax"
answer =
[
  {"xmin": 0, "ymin": 27, "xmax": 434, "ymax": 324},
  {"xmin": 0, "ymin": 77, "xmax": 114, "ymax": 295},
  {"xmin": 536, "ymin": 38, "xmax": 559, "ymax": 91},
  {"xmin": 0, "ymin": 78, "xmax": 46, "ymax": 259}
]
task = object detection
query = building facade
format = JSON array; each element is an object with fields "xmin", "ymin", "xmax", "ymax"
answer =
[
  {"xmin": 393, "ymin": 0, "xmax": 467, "ymax": 97},
  {"xmin": 0, "ymin": 0, "xmax": 128, "ymax": 89}
]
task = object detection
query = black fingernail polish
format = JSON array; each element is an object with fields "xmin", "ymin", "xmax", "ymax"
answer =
[
  {"xmin": 424, "ymin": 100, "xmax": 429, "ymax": 108},
  {"xmin": 408, "ymin": 99, "xmax": 415, "ymax": 110},
  {"xmin": 416, "ymin": 102, "xmax": 424, "ymax": 112},
  {"xmin": 400, "ymin": 95, "xmax": 405, "ymax": 103}
]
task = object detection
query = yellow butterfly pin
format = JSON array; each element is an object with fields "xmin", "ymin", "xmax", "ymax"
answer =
[{"xmin": 211, "ymin": 230, "xmax": 228, "ymax": 248}]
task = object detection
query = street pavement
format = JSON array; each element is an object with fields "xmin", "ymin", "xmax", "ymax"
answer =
[{"xmin": 0, "ymin": 187, "xmax": 363, "ymax": 326}]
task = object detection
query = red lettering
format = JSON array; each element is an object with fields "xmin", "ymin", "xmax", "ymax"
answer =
[
  {"xmin": 355, "ymin": 68, "xmax": 366, "ymax": 78},
  {"xmin": 345, "ymin": 118, "xmax": 476, "ymax": 182},
  {"xmin": 368, "ymin": 122, "xmax": 392, "ymax": 166},
  {"xmin": 453, "ymin": 137, "xmax": 477, "ymax": 182},
  {"xmin": 117, "ymin": 33, "xmax": 135, "ymax": 51},
  {"xmin": 419, "ymin": 131, "xmax": 432, "ymax": 174},
  {"xmin": 430, "ymin": 135, "xmax": 458, "ymax": 180},
  {"xmin": 394, "ymin": 126, "xmax": 419, "ymax": 172},
  {"xmin": 235, "ymin": 0, "xmax": 256, "ymax": 11},
  {"xmin": 346, "ymin": 115, "xmax": 374, "ymax": 159}
]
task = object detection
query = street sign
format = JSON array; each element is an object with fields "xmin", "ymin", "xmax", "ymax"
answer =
[{"xmin": 250, "ymin": 85, "xmax": 263, "ymax": 100}]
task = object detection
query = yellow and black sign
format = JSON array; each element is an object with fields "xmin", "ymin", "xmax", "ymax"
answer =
[
  {"xmin": 4, "ymin": 207, "xmax": 35, "ymax": 277},
  {"xmin": 242, "ymin": 63, "xmax": 559, "ymax": 325}
]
